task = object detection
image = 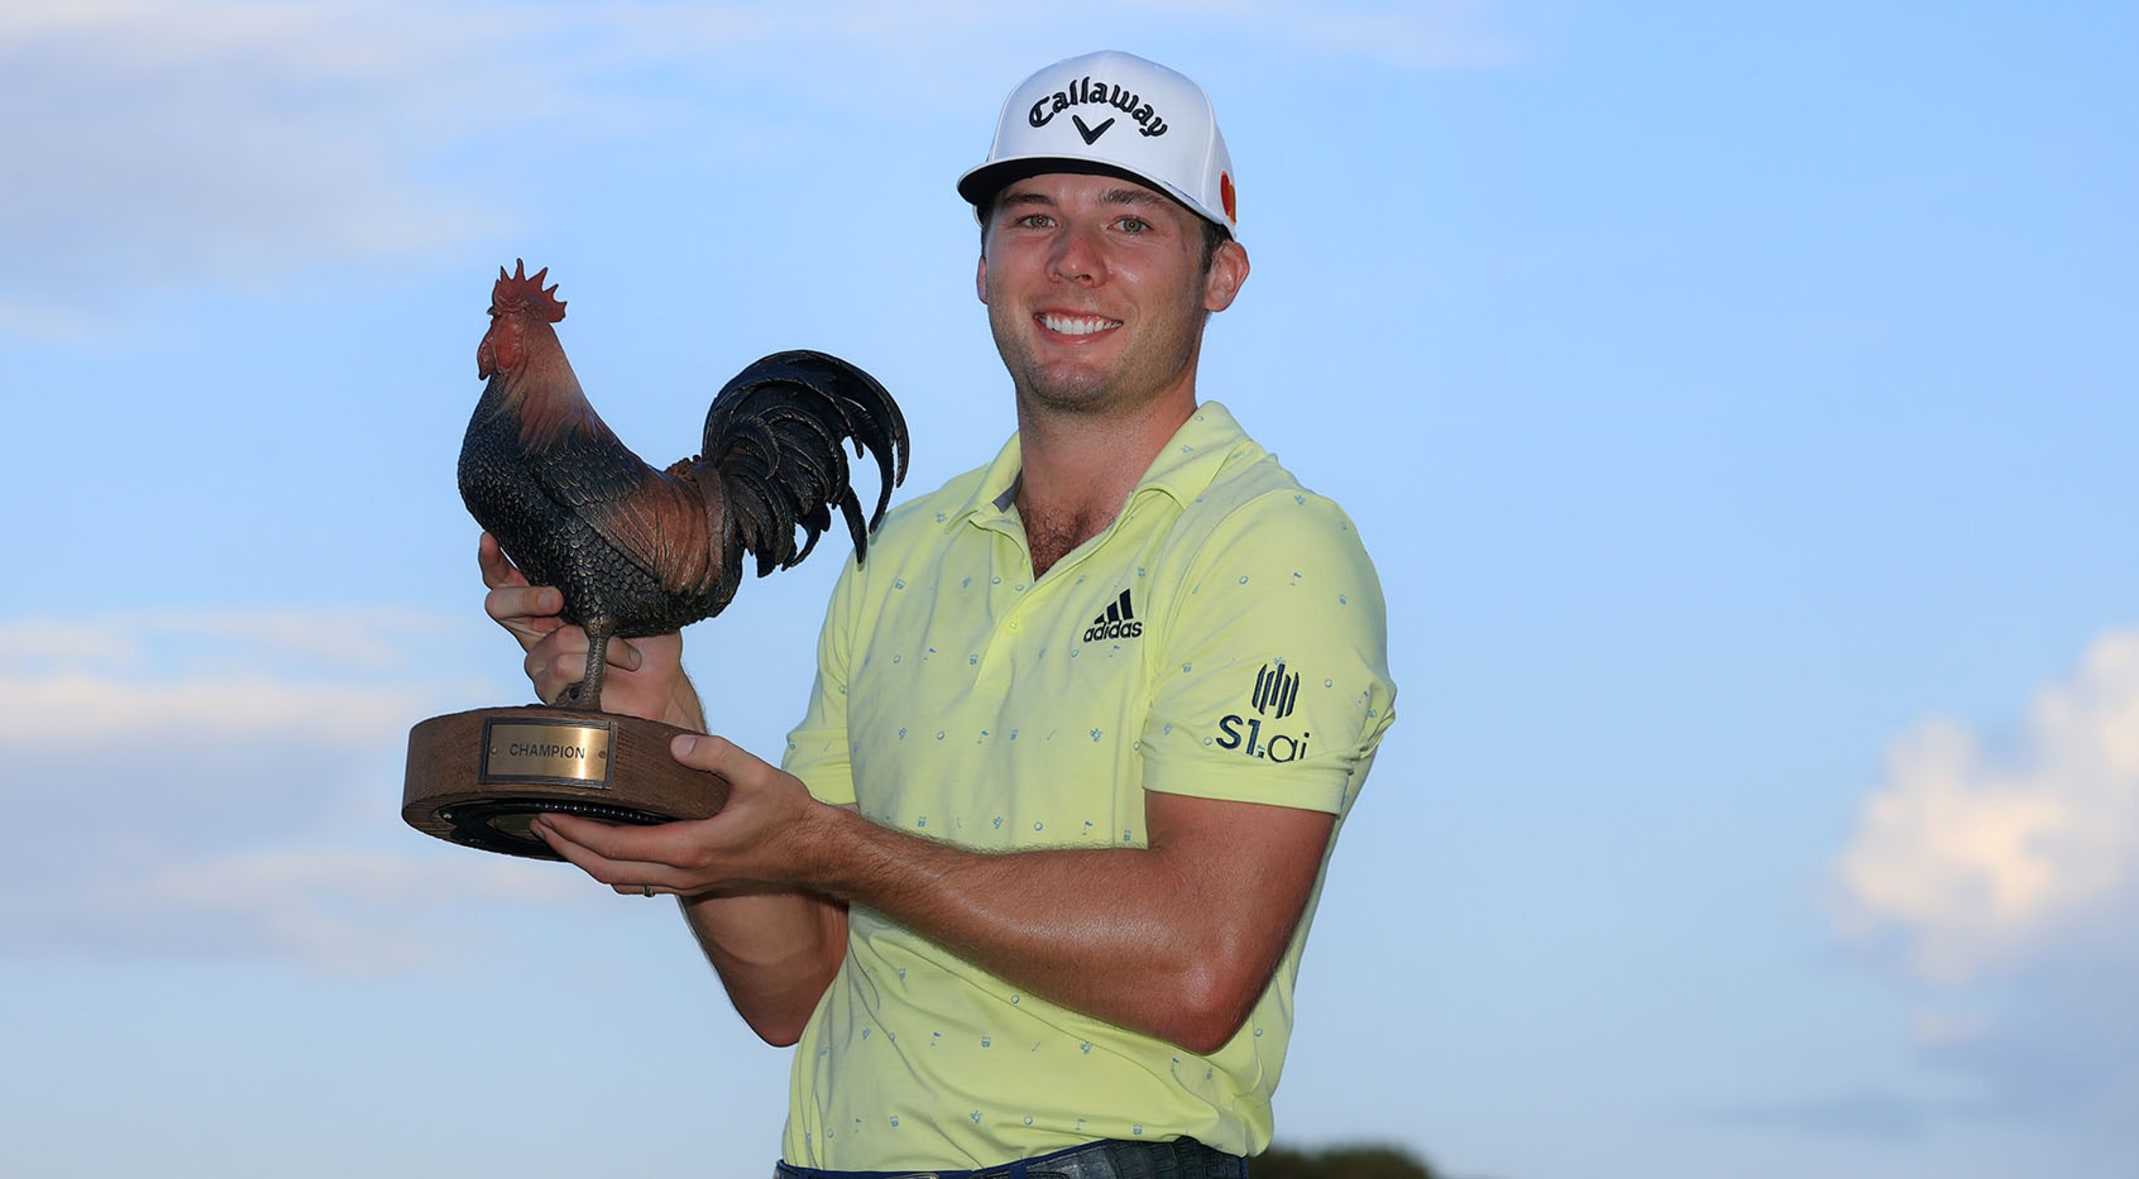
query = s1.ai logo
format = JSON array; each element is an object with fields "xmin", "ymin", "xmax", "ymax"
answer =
[
  {"xmin": 1213, "ymin": 661, "xmax": 1309, "ymax": 762},
  {"xmin": 1214, "ymin": 714, "xmax": 1309, "ymax": 762}
]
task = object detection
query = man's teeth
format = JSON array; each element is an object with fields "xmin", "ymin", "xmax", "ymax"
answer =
[{"xmin": 1041, "ymin": 314, "xmax": 1120, "ymax": 336}]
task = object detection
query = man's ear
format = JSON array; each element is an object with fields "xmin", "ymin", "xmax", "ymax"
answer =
[
  {"xmin": 1202, "ymin": 240, "xmax": 1250, "ymax": 313},
  {"xmin": 976, "ymin": 254, "xmax": 990, "ymax": 304}
]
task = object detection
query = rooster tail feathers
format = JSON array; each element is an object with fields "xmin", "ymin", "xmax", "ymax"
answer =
[{"xmin": 698, "ymin": 350, "xmax": 909, "ymax": 577}]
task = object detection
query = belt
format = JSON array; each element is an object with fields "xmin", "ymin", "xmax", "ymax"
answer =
[{"xmin": 775, "ymin": 1137, "xmax": 1248, "ymax": 1179}]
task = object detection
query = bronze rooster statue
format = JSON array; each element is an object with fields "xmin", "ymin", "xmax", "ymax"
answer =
[{"xmin": 460, "ymin": 260, "xmax": 908, "ymax": 709}]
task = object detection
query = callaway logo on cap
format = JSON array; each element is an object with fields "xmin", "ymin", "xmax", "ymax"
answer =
[{"xmin": 957, "ymin": 50, "xmax": 1239, "ymax": 239}]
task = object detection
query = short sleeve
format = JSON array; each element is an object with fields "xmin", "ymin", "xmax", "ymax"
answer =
[
  {"xmin": 781, "ymin": 552, "xmax": 862, "ymax": 806},
  {"xmin": 1140, "ymin": 490, "xmax": 1396, "ymax": 815}
]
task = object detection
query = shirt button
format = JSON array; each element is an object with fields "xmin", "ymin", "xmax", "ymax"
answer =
[{"xmin": 1008, "ymin": 619, "xmax": 1021, "ymax": 632}]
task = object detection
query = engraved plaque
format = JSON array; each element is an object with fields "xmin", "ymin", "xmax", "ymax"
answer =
[
  {"xmin": 404, "ymin": 706, "xmax": 727, "ymax": 860},
  {"xmin": 479, "ymin": 718, "xmax": 615, "ymax": 788}
]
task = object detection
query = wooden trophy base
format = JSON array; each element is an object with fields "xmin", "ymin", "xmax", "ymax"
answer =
[{"xmin": 403, "ymin": 706, "xmax": 729, "ymax": 860}]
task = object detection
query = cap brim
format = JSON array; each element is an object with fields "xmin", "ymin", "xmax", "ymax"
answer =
[{"xmin": 957, "ymin": 157, "xmax": 1229, "ymax": 234}]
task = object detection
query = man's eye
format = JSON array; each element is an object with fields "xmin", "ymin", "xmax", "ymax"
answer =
[
  {"xmin": 1017, "ymin": 213, "xmax": 1053, "ymax": 228},
  {"xmin": 1118, "ymin": 216, "xmax": 1150, "ymax": 233}
]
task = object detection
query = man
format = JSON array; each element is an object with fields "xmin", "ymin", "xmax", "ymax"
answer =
[{"xmin": 481, "ymin": 49, "xmax": 1394, "ymax": 1177}]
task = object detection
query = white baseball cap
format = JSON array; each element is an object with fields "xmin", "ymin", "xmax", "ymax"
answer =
[{"xmin": 957, "ymin": 50, "xmax": 1239, "ymax": 240}]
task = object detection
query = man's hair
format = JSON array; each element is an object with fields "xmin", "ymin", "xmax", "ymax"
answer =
[
  {"xmin": 1191, "ymin": 217, "xmax": 1234, "ymax": 274},
  {"xmin": 978, "ymin": 192, "xmax": 1234, "ymax": 275}
]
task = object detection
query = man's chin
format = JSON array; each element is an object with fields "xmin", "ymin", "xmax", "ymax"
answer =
[
  {"xmin": 1010, "ymin": 358, "xmax": 1113, "ymax": 406},
  {"xmin": 1023, "ymin": 376, "xmax": 1122, "ymax": 414}
]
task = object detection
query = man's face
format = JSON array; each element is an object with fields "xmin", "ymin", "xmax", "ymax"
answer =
[{"xmin": 977, "ymin": 172, "xmax": 1246, "ymax": 416}]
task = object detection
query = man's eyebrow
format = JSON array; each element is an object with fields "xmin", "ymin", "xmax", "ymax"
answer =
[
  {"xmin": 994, "ymin": 185, "xmax": 1169, "ymax": 212},
  {"xmin": 1097, "ymin": 186, "xmax": 1169, "ymax": 208}
]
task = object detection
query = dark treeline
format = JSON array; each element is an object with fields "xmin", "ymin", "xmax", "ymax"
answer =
[{"xmin": 1254, "ymin": 1144, "xmax": 1456, "ymax": 1179}]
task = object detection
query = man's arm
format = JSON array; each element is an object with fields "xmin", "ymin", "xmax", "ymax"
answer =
[
  {"xmin": 478, "ymin": 534, "xmax": 850, "ymax": 1045},
  {"xmin": 531, "ymin": 735, "xmax": 1333, "ymax": 1056}
]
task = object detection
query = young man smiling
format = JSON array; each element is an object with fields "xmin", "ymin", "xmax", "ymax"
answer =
[
  {"xmin": 975, "ymin": 170, "xmax": 1248, "ymax": 576},
  {"xmin": 483, "ymin": 49, "xmax": 1394, "ymax": 1179}
]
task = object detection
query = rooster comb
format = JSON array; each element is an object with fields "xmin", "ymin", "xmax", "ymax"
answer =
[{"xmin": 491, "ymin": 258, "xmax": 566, "ymax": 322}]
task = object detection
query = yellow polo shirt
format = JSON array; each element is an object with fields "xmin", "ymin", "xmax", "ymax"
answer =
[{"xmin": 778, "ymin": 402, "xmax": 1395, "ymax": 1167}]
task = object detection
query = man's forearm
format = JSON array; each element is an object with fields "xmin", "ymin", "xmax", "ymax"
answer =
[
  {"xmin": 795, "ymin": 791, "xmax": 1331, "ymax": 1055},
  {"xmin": 680, "ymin": 890, "xmax": 848, "ymax": 1046},
  {"xmin": 540, "ymin": 734, "xmax": 1329, "ymax": 1057},
  {"xmin": 662, "ymin": 674, "xmax": 852, "ymax": 1046}
]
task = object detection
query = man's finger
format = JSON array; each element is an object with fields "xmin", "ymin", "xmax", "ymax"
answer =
[
  {"xmin": 477, "ymin": 532, "xmax": 525, "ymax": 590},
  {"xmin": 530, "ymin": 815, "xmax": 646, "ymax": 885},
  {"xmin": 536, "ymin": 811, "xmax": 695, "ymax": 866},
  {"xmin": 606, "ymin": 637, "xmax": 646, "ymax": 672},
  {"xmin": 485, "ymin": 584, "xmax": 564, "ymax": 625},
  {"xmin": 669, "ymin": 732, "xmax": 738, "ymax": 773}
]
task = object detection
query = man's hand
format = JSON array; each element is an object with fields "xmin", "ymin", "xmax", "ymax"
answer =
[
  {"xmin": 477, "ymin": 532, "xmax": 702, "ymax": 728},
  {"xmin": 529, "ymin": 734, "xmax": 829, "ymax": 898}
]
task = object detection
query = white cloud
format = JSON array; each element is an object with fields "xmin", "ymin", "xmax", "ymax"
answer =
[
  {"xmin": 0, "ymin": 670, "xmax": 425, "ymax": 746},
  {"xmin": 0, "ymin": 606, "xmax": 452, "ymax": 674},
  {"xmin": 581, "ymin": 0, "xmax": 1514, "ymax": 73},
  {"xmin": 0, "ymin": 607, "xmax": 468, "ymax": 744},
  {"xmin": 1830, "ymin": 630, "xmax": 2139, "ymax": 1145},
  {"xmin": 1836, "ymin": 630, "xmax": 2139, "ymax": 983},
  {"xmin": 0, "ymin": 606, "xmax": 591, "ymax": 973},
  {"xmin": 127, "ymin": 846, "xmax": 585, "ymax": 974},
  {"xmin": 0, "ymin": 295, "xmax": 100, "ymax": 342},
  {"xmin": 0, "ymin": 1, "xmax": 581, "ymax": 310},
  {"xmin": 0, "ymin": 0, "xmax": 1511, "ymax": 330}
]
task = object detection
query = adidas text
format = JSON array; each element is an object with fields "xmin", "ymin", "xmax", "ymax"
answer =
[{"xmin": 1084, "ymin": 619, "xmax": 1144, "ymax": 643}]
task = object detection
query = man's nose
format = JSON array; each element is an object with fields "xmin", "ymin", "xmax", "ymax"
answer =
[{"xmin": 1047, "ymin": 224, "xmax": 1103, "ymax": 285}]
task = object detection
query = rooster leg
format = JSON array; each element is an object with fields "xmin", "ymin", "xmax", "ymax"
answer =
[{"xmin": 555, "ymin": 616, "xmax": 615, "ymax": 711}]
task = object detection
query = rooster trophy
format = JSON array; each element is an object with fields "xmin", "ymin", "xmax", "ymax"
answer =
[
  {"xmin": 462, "ymin": 260, "xmax": 908, "ymax": 707},
  {"xmin": 404, "ymin": 261, "xmax": 907, "ymax": 860}
]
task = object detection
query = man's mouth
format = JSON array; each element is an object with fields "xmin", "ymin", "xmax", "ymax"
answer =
[{"xmin": 1037, "ymin": 312, "xmax": 1122, "ymax": 337}]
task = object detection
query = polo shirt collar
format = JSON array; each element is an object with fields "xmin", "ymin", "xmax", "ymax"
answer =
[{"xmin": 949, "ymin": 401, "xmax": 1253, "ymax": 530}]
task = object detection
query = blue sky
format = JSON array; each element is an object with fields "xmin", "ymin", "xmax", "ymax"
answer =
[{"xmin": 3, "ymin": 3, "xmax": 2135, "ymax": 1176}]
